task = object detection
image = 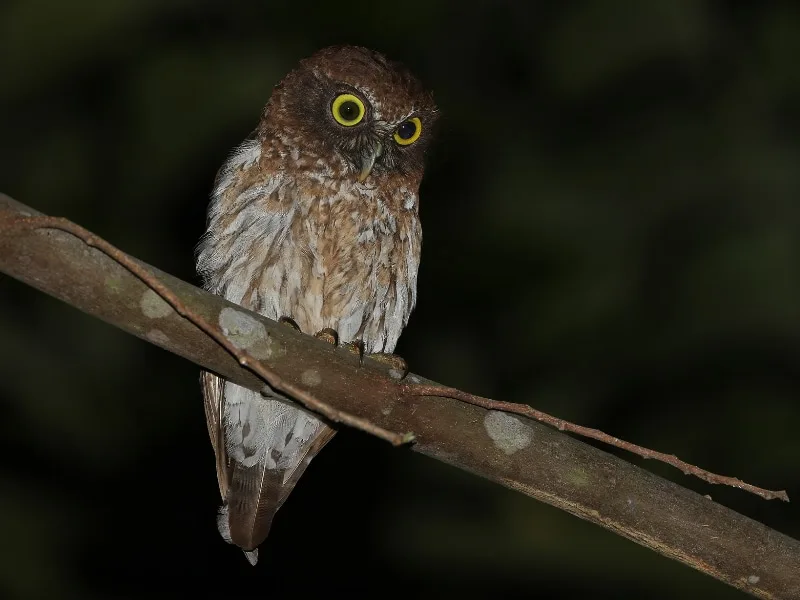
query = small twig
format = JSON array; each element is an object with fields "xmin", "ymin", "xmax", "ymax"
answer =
[
  {"xmin": 7, "ymin": 214, "xmax": 412, "ymax": 446},
  {"xmin": 402, "ymin": 382, "xmax": 789, "ymax": 503}
]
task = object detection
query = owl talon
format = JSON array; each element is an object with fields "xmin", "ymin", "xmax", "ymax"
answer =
[
  {"xmin": 279, "ymin": 316, "xmax": 301, "ymax": 331},
  {"xmin": 314, "ymin": 328, "xmax": 339, "ymax": 346},
  {"xmin": 367, "ymin": 352, "xmax": 409, "ymax": 380},
  {"xmin": 344, "ymin": 339, "xmax": 365, "ymax": 364}
]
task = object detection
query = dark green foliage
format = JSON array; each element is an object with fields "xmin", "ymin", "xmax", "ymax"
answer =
[{"xmin": 1, "ymin": 1, "xmax": 798, "ymax": 598}]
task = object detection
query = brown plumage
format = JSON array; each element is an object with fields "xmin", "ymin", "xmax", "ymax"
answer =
[{"xmin": 196, "ymin": 45, "xmax": 437, "ymax": 563}]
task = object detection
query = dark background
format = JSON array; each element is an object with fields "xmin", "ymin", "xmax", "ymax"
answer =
[{"xmin": 1, "ymin": 1, "xmax": 799, "ymax": 598}]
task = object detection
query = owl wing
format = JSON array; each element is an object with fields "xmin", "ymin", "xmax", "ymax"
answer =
[{"xmin": 201, "ymin": 370, "xmax": 229, "ymax": 498}]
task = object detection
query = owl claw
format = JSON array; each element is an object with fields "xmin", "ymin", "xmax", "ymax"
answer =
[
  {"xmin": 314, "ymin": 328, "xmax": 339, "ymax": 346},
  {"xmin": 341, "ymin": 340, "xmax": 407, "ymax": 378},
  {"xmin": 367, "ymin": 352, "xmax": 409, "ymax": 380},
  {"xmin": 278, "ymin": 316, "xmax": 301, "ymax": 331},
  {"xmin": 344, "ymin": 339, "xmax": 365, "ymax": 364}
]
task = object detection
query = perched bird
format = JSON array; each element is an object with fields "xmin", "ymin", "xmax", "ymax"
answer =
[{"xmin": 196, "ymin": 45, "xmax": 437, "ymax": 564}]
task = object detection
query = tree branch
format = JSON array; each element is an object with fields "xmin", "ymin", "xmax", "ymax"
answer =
[
  {"xmin": 404, "ymin": 383, "xmax": 788, "ymax": 502},
  {"xmin": 0, "ymin": 193, "xmax": 797, "ymax": 599}
]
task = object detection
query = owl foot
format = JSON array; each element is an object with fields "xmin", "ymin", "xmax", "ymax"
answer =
[
  {"xmin": 366, "ymin": 352, "xmax": 409, "ymax": 380},
  {"xmin": 281, "ymin": 320, "xmax": 341, "ymax": 348},
  {"xmin": 340, "ymin": 339, "xmax": 408, "ymax": 379},
  {"xmin": 314, "ymin": 328, "xmax": 339, "ymax": 346},
  {"xmin": 344, "ymin": 339, "xmax": 365, "ymax": 362},
  {"xmin": 279, "ymin": 316, "xmax": 301, "ymax": 331},
  {"xmin": 306, "ymin": 328, "xmax": 407, "ymax": 379}
]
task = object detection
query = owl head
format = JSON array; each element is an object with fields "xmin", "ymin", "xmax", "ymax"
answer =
[{"xmin": 259, "ymin": 45, "xmax": 438, "ymax": 182}]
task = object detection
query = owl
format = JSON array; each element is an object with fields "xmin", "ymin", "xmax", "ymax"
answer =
[{"xmin": 196, "ymin": 45, "xmax": 437, "ymax": 564}]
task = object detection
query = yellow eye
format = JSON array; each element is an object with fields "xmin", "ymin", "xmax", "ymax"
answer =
[
  {"xmin": 393, "ymin": 117, "xmax": 422, "ymax": 145},
  {"xmin": 331, "ymin": 94, "xmax": 365, "ymax": 126}
]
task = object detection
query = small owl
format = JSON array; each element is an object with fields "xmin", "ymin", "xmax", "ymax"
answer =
[{"xmin": 196, "ymin": 45, "xmax": 437, "ymax": 563}]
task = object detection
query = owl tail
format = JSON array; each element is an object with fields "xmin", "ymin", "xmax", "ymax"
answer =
[
  {"xmin": 217, "ymin": 505, "xmax": 259, "ymax": 565},
  {"xmin": 218, "ymin": 425, "xmax": 337, "ymax": 565},
  {"xmin": 216, "ymin": 463, "xmax": 284, "ymax": 565}
]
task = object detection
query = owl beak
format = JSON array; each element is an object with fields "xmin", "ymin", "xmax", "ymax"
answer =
[{"xmin": 357, "ymin": 142, "xmax": 383, "ymax": 182}]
